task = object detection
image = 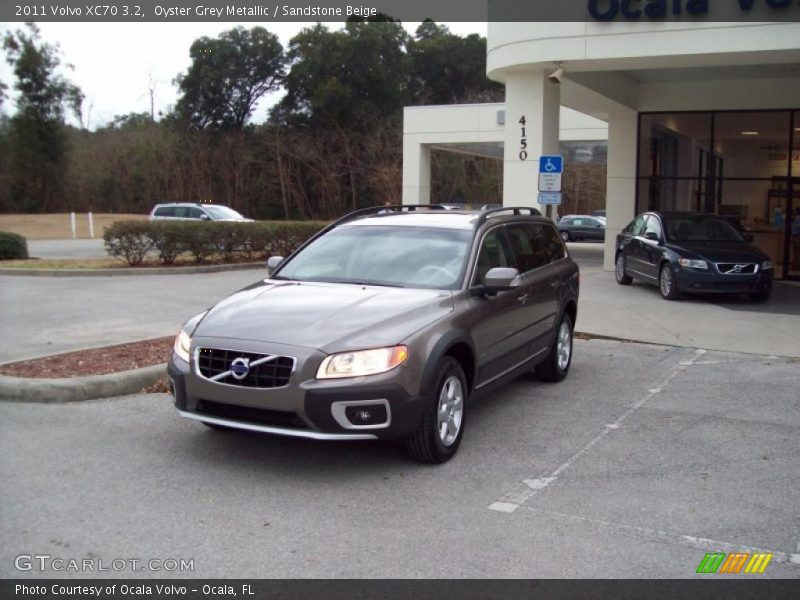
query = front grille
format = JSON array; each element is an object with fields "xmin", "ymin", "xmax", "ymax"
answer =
[
  {"xmin": 197, "ymin": 399, "xmax": 307, "ymax": 429},
  {"xmin": 196, "ymin": 348, "xmax": 294, "ymax": 388},
  {"xmin": 716, "ymin": 263, "xmax": 757, "ymax": 275}
]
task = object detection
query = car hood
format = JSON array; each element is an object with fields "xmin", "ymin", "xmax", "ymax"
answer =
[
  {"xmin": 667, "ymin": 241, "xmax": 768, "ymax": 263},
  {"xmin": 194, "ymin": 280, "xmax": 453, "ymax": 352}
]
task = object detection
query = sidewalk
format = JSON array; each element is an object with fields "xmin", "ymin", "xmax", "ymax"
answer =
[{"xmin": 576, "ymin": 263, "xmax": 800, "ymax": 358}]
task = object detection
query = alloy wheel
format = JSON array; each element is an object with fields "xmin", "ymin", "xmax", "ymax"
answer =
[
  {"xmin": 556, "ymin": 320, "xmax": 572, "ymax": 371},
  {"xmin": 437, "ymin": 375, "xmax": 464, "ymax": 447}
]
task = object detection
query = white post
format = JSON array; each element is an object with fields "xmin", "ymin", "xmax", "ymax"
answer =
[
  {"xmin": 502, "ymin": 69, "xmax": 561, "ymax": 214},
  {"xmin": 88, "ymin": 212, "xmax": 95, "ymax": 239},
  {"xmin": 70, "ymin": 212, "xmax": 76, "ymax": 239}
]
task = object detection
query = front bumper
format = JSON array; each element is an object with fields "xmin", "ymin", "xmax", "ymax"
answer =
[
  {"xmin": 168, "ymin": 339, "xmax": 425, "ymax": 441},
  {"xmin": 674, "ymin": 268, "xmax": 772, "ymax": 295}
]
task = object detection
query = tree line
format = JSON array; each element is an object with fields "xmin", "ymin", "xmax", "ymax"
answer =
[{"xmin": 0, "ymin": 19, "xmax": 504, "ymax": 219}]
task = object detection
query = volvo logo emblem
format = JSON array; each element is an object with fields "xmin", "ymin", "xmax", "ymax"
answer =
[
  {"xmin": 230, "ymin": 357, "xmax": 250, "ymax": 380},
  {"xmin": 727, "ymin": 264, "xmax": 747, "ymax": 274}
]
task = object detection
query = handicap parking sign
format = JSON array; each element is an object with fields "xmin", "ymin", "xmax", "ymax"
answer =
[
  {"xmin": 539, "ymin": 155, "xmax": 563, "ymax": 174},
  {"xmin": 538, "ymin": 155, "xmax": 564, "ymax": 192}
]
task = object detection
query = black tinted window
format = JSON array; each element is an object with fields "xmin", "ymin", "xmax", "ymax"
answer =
[
  {"xmin": 474, "ymin": 229, "xmax": 511, "ymax": 285},
  {"xmin": 154, "ymin": 206, "xmax": 175, "ymax": 217},
  {"xmin": 625, "ymin": 215, "xmax": 646, "ymax": 236},
  {"xmin": 663, "ymin": 216, "xmax": 744, "ymax": 242},
  {"xmin": 189, "ymin": 207, "xmax": 205, "ymax": 219},
  {"xmin": 643, "ymin": 215, "xmax": 662, "ymax": 238},
  {"xmin": 506, "ymin": 223, "xmax": 553, "ymax": 272},
  {"xmin": 538, "ymin": 225, "xmax": 566, "ymax": 261}
]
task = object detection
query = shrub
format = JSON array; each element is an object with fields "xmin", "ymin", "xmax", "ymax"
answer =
[
  {"xmin": 216, "ymin": 222, "xmax": 252, "ymax": 261},
  {"xmin": 103, "ymin": 221, "xmax": 155, "ymax": 266},
  {"xmin": 102, "ymin": 220, "xmax": 329, "ymax": 266},
  {"xmin": 179, "ymin": 221, "xmax": 219, "ymax": 264},
  {"xmin": 150, "ymin": 221, "xmax": 186, "ymax": 265},
  {"xmin": 0, "ymin": 231, "xmax": 29, "ymax": 260}
]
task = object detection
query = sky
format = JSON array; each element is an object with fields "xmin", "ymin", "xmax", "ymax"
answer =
[{"xmin": 0, "ymin": 21, "xmax": 487, "ymax": 129}]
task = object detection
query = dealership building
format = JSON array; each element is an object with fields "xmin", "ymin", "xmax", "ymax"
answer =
[{"xmin": 402, "ymin": 21, "xmax": 800, "ymax": 279}]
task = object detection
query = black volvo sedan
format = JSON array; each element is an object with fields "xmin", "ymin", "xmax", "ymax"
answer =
[{"xmin": 615, "ymin": 212, "xmax": 773, "ymax": 302}]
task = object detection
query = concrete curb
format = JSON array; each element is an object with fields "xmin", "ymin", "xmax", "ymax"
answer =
[
  {"xmin": 0, "ymin": 364, "xmax": 166, "ymax": 403},
  {"xmin": 0, "ymin": 262, "xmax": 265, "ymax": 277}
]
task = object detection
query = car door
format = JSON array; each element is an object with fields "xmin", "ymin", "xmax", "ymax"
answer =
[
  {"xmin": 504, "ymin": 223, "xmax": 560, "ymax": 360},
  {"xmin": 621, "ymin": 214, "xmax": 651, "ymax": 280},
  {"xmin": 640, "ymin": 215, "xmax": 666, "ymax": 279},
  {"xmin": 587, "ymin": 218, "xmax": 605, "ymax": 240},
  {"xmin": 466, "ymin": 227, "xmax": 535, "ymax": 387}
]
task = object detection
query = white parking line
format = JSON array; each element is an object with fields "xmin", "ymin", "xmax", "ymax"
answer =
[{"xmin": 489, "ymin": 348, "xmax": 706, "ymax": 513}]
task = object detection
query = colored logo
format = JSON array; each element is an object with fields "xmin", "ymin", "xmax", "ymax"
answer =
[
  {"xmin": 230, "ymin": 357, "xmax": 251, "ymax": 380},
  {"xmin": 696, "ymin": 552, "xmax": 773, "ymax": 574}
]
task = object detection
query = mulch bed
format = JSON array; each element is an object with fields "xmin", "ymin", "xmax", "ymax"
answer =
[{"xmin": 0, "ymin": 337, "xmax": 173, "ymax": 379}]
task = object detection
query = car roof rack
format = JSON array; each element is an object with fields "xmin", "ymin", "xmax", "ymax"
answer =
[
  {"xmin": 329, "ymin": 204, "xmax": 448, "ymax": 228},
  {"xmin": 476, "ymin": 206, "xmax": 542, "ymax": 227}
]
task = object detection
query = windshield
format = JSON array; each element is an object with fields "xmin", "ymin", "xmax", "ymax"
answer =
[
  {"xmin": 205, "ymin": 205, "xmax": 245, "ymax": 220},
  {"xmin": 663, "ymin": 215, "xmax": 745, "ymax": 243},
  {"xmin": 275, "ymin": 225, "xmax": 472, "ymax": 290}
]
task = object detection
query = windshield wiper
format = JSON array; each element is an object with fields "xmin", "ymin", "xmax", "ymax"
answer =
[
  {"xmin": 270, "ymin": 275, "xmax": 295, "ymax": 281},
  {"xmin": 329, "ymin": 280, "xmax": 405, "ymax": 288}
]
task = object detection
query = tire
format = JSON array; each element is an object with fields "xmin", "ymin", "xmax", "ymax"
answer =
[
  {"xmin": 615, "ymin": 253, "xmax": 633, "ymax": 285},
  {"xmin": 405, "ymin": 357, "xmax": 467, "ymax": 464},
  {"xmin": 560, "ymin": 230, "xmax": 571, "ymax": 242},
  {"xmin": 659, "ymin": 263, "xmax": 682, "ymax": 301},
  {"xmin": 535, "ymin": 312, "xmax": 574, "ymax": 382}
]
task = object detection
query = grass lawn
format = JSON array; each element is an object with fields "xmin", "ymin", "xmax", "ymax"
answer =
[{"xmin": 0, "ymin": 213, "xmax": 146, "ymax": 240}]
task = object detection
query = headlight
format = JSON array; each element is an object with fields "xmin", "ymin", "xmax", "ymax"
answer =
[
  {"xmin": 762, "ymin": 260, "xmax": 773, "ymax": 270},
  {"xmin": 173, "ymin": 329, "xmax": 192, "ymax": 363},
  {"xmin": 678, "ymin": 258, "xmax": 708, "ymax": 269},
  {"xmin": 316, "ymin": 346, "xmax": 408, "ymax": 379}
]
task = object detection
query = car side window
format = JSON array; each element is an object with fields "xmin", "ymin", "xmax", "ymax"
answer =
[
  {"xmin": 474, "ymin": 229, "xmax": 511, "ymax": 285},
  {"xmin": 536, "ymin": 224, "xmax": 566, "ymax": 262},
  {"xmin": 154, "ymin": 206, "xmax": 175, "ymax": 217},
  {"xmin": 189, "ymin": 207, "xmax": 205, "ymax": 219},
  {"xmin": 643, "ymin": 215, "xmax": 662, "ymax": 239},
  {"xmin": 625, "ymin": 215, "xmax": 646, "ymax": 236},
  {"xmin": 506, "ymin": 224, "xmax": 548, "ymax": 273},
  {"xmin": 173, "ymin": 207, "xmax": 190, "ymax": 218}
]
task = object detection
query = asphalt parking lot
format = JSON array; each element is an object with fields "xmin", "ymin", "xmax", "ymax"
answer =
[
  {"xmin": 1, "ymin": 339, "xmax": 798, "ymax": 578},
  {"xmin": 2, "ymin": 241, "xmax": 798, "ymax": 579}
]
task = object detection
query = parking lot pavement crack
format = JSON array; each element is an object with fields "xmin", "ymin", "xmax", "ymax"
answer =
[
  {"xmin": 515, "ymin": 506, "xmax": 797, "ymax": 567},
  {"xmin": 488, "ymin": 348, "xmax": 706, "ymax": 514}
]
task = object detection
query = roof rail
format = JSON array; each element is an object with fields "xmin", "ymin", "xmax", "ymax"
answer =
[
  {"xmin": 476, "ymin": 206, "xmax": 542, "ymax": 228},
  {"xmin": 329, "ymin": 204, "xmax": 448, "ymax": 228}
]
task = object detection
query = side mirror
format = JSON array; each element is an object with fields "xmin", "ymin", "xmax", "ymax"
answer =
[
  {"xmin": 266, "ymin": 256, "xmax": 284, "ymax": 275},
  {"xmin": 199, "ymin": 213, "xmax": 211, "ymax": 221},
  {"xmin": 644, "ymin": 231, "xmax": 660, "ymax": 242},
  {"xmin": 476, "ymin": 267, "xmax": 520, "ymax": 295}
]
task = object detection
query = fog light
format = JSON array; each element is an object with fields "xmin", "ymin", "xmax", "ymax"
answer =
[{"xmin": 345, "ymin": 404, "xmax": 387, "ymax": 426}]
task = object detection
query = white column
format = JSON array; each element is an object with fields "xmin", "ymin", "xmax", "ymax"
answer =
[
  {"xmin": 603, "ymin": 106, "xmax": 638, "ymax": 271},
  {"xmin": 503, "ymin": 70, "xmax": 560, "ymax": 215},
  {"xmin": 402, "ymin": 137, "xmax": 431, "ymax": 205}
]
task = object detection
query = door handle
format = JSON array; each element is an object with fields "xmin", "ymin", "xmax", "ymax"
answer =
[{"xmin": 517, "ymin": 293, "xmax": 529, "ymax": 304}]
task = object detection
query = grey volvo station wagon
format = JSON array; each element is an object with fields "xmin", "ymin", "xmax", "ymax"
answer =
[{"xmin": 168, "ymin": 206, "xmax": 580, "ymax": 462}]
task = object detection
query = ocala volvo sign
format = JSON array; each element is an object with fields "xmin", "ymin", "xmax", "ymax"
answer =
[{"xmin": 588, "ymin": 0, "xmax": 800, "ymax": 20}]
